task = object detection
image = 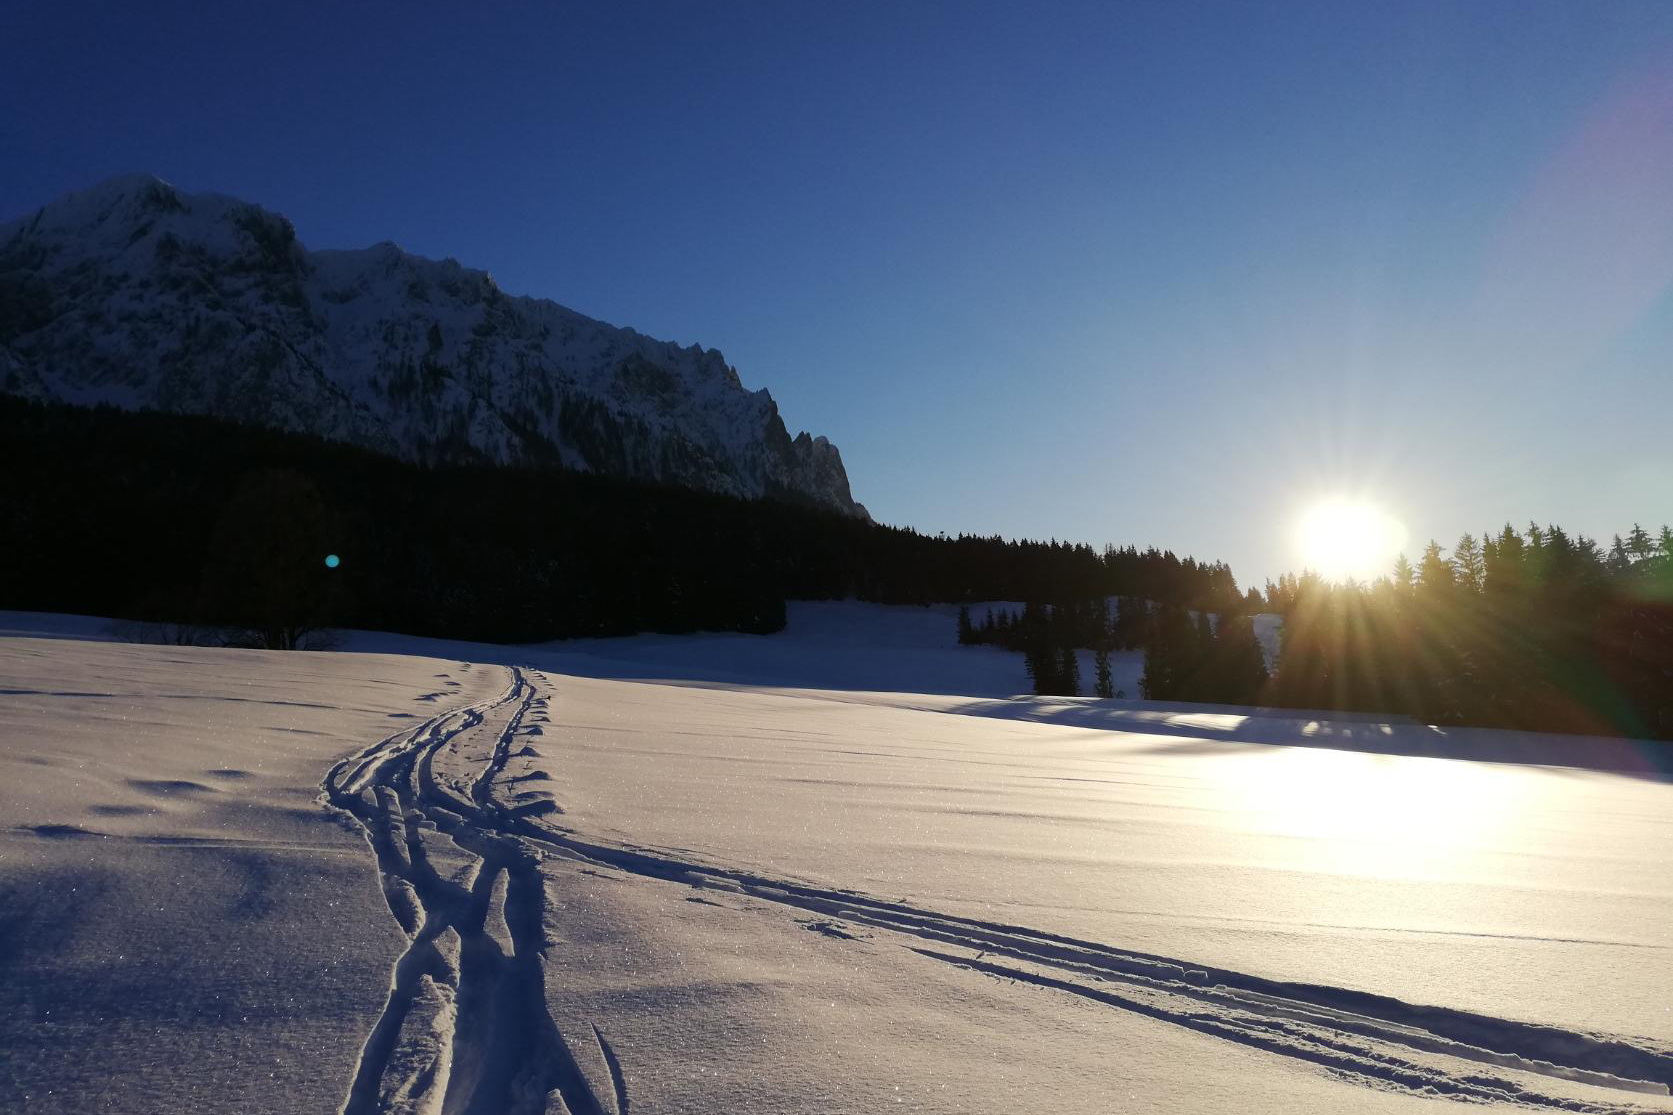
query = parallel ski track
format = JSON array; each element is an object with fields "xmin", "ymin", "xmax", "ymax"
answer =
[
  {"xmin": 322, "ymin": 667, "xmax": 610, "ymax": 1115},
  {"xmin": 515, "ymin": 822, "xmax": 1673, "ymax": 1111},
  {"xmin": 331, "ymin": 664, "xmax": 1673, "ymax": 1114}
]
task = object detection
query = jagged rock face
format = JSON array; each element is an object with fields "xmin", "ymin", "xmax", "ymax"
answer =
[{"xmin": 0, "ymin": 175, "xmax": 867, "ymax": 517}]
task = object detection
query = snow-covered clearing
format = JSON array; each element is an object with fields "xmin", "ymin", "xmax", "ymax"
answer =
[
  {"xmin": 0, "ymin": 630, "xmax": 499, "ymax": 1112},
  {"xmin": 2, "ymin": 603, "xmax": 1669, "ymax": 1114}
]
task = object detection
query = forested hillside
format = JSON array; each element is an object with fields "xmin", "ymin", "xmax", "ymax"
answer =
[{"xmin": 0, "ymin": 398, "xmax": 1240, "ymax": 645}]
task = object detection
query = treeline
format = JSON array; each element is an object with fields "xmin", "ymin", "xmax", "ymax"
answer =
[
  {"xmin": 1265, "ymin": 525, "xmax": 1673, "ymax": 739},
  {"xmin": 958, "ymin": 597, "xmax": 1149, "ymax": 653},
  {"xmin": 958, "ymin": 599, "xmax": 1136, "ymax": 698},
  {"xmin": 0, "ymin": 398, "xmax": 1243, "ymax": 645},
  {"xmin": 1140, "ymin": 607, "xmax": 1268, "ymax": 706},
  {"xmin": 957, "ymin": 598, "xmax": 1268, "ymax": 703}
]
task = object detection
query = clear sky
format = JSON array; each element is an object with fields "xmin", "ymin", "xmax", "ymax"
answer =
[{"xmin": 5, "ymin": 0, "xmax": 1671, "ymax": 588}]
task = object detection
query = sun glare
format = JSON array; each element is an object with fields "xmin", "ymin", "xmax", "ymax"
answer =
[
  {"xmin": 1297, "ymin": 499, "xmax": 1408, "ymax": 584},
  {"xmin": 1227, "ymin": 746, "xmax": 1524, "ymax": 879}
]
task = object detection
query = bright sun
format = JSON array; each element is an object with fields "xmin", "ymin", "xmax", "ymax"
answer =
[{"xmin": 1296, "ymin": 499, "xmax": 1408, "ymax": 583}]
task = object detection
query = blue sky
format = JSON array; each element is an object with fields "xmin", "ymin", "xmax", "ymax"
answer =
[{"xmin": 5, "ymin": 0, "xmax": 1671, "ymax": 587}]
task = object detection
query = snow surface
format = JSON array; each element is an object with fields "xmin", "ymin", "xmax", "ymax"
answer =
[
  {"xmin": 0, "ymin": 631, "xmax": 500, "ymax": 1113},
  {"xmin": 2, "ymin": 603, "xmax": 1670, "ymax": 1113}
]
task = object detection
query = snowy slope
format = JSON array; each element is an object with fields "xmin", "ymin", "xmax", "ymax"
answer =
[
  {"xmin": 0, "ymin": 634, "xmax": 493, "ymax": 1113},
  {"xmin": 0, "ymin": 175, "xmax": 865, "ymax": 514},
  {"xmin": 3, "ymin": 607, "xmax": 1670, "ymax": 1113},
  {"xmin": 344, "ymin": 598, "xmax": 1153, "ymax": 699}
]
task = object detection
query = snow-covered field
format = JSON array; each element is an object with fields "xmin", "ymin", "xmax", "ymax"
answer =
[{"xmin": 2, "ymin": 603, "xmax": 1669, "ymax": 1114}]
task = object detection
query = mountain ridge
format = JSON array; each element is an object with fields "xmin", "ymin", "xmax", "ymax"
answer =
[{"xmin": 0, "ymin": 174, "xmax": 867, "ymax": 516}]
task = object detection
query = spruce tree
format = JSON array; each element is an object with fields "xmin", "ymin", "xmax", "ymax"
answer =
[
  {"xmin": 957, "ymin": 605, "xmax": 973, "ymax": 645},
  {"xmin": 1608, "ymin": 535, "xmax": 1631, "ymax": 573},
  {"xmin": 1452, "ymin": 533, "xmax": 1485, "ymax": 593},
  {"xmin": 200, "ymin": 469, "xmax": 338, "ymax": 650},
  {"xmin": 1525, "ymin": 524, "xmax": 1548, "ymax": 585},
  {"xmin": 1211, "ymin": 614, "xmax": 1269, "ymax": 704},
  {"xmin": 1059, "ymin": 645, "xmax": 1081, "ymax": 696},
  {"xmin": 1392, "ymin": 554, "xmax": 1416, "ymax": 593},
  {"xmin": 1486, "ymin": 524, "xmax": 1526, "ymax": 595},
  {"xmin": 1026, "ymin": 643, "xmax": 1060, "ymax": 696},
  {"xmin": 1417, "ymin": 541, "xmax": 1454, "ymax": 594},
  {"xmin": 1094, "ymin": 645, "xmax": 1114, "ymax": 698},
  {"xmin": 1113, "ymin": 596, "xmax": 1142, "ymax": 648},
  {"xmin": 1141, "ymin": 605, "xmax": 1194, "ymax": 700},
  {"xmin": 1627, "ymin": 523, "xmax": 1654, "ymax": 562}
]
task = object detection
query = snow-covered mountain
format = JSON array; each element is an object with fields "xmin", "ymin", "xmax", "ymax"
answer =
[{"xmin": 0, "ymin": 175, "xmax": 867, "ymax": 516}]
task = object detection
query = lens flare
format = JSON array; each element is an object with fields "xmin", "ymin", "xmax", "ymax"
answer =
[{"xmin": 324, "ymin": 554, "xmax": 341, "ymax": 569}]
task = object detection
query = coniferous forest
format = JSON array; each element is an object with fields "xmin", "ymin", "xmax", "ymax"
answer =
[
  {"xmin": 4, "ymin": 397, "xmax": 1668, "ymax": 741},
  {"xmin": 957, "ymin": 598, "xmax": 1269, "ymax": 705},
  {"xmin": 0, "ymin": 397, "xmax": 1238, "ymax": 643},
  {"xmin": 1260, "ymin": 529, "xmax": 1673, "ymax": 740},
  {"xmin": 959, "ymin": 530, "xmax": 1671, "ymax": 741}
]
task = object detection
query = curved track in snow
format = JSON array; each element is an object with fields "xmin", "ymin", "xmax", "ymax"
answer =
[
  {"xmin": 322, "ymin": 666, "xmax": 608, "ymax": 1115},
  {"xmin": 327, "ymin": 664, "xmax": 1673, "ymax": 1114}
]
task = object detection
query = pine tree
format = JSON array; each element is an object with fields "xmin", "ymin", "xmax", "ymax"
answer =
[
  {"xmin": 1486, "ymin": 524, "xmax": 1525, "ymax": 595},
  {"xmin": 1113, "ymin": 596, "xmax": 1145, "ymax": 648},
  {"xmin": 1608, "ymin": 535, "xmax": 1632, "ymax": 574},
  {"xmin": 1059, "ymin": 645, "xmax": 1081, "ymax": 696},
  {"xmin": 1525, "ymin": 523, "xmax": 1548, "ymax": 585},
  {"xmin": 200, "ymin": 469, "xmax": 339, "ymax": 650},
  {"xmin": 1211, "ymin": 613, "xmax": 1269, "ymax": 705},
  {"xmin": 1094, "ymin": 645, "xmax": 1114, "ymax": 698},
  {"xmin": 1141, "ymin": 605, "xmax": 1194, "ymax": 700},
  {"xmin": 1392, "ymin": 554, "xmax": 1415, "ymax": 593},
  {"xmin": 957, "ymin": 605, "xmax": 973, "ymax": 645},
  {"xmin": 1452, "ymin": 533, "xmax": 1485, "ymax": 593},
  {"xmin": 1417, "ymin": 540, "xmax": 1453, "ymax": 594},
  {"xmin": 1023, "ymin": 644, "xmax": 1044, "ymax": 693},
  {"xmin": 1021, "ymin": 601, "xmax": 1040, "ymax": 644},
  {"xmin": 1627, "ymin": 523, "xmax": 1654, "ymax": 562}
]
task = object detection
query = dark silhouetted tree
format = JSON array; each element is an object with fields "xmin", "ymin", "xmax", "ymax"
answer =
[
  {"xmin": 200, "ymin": 469, "xmax": 341, "ymax": 649},
  {"xmin": 1058, "ymin": 645, "xmax": 1081, "ymax": 696},
  {"xmin": 1141, "ymin": 604, "xmax": 1199, "ymax": 700},
  {"xmin": 1627, "ymin": 524, "xmax": 1654, "ymax": 563},
  {"xmin": 1453, "ymin": 533, "xmax": 1484, "ymax": 593},
  {"xmin": 1207, "ymin": 613, "xmax": 1268, "ymax": 704}
]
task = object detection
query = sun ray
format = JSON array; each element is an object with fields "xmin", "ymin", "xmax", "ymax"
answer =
[{"xmin": 1296, "ymin": 499, "xmax": 1408, "ymax": 583}]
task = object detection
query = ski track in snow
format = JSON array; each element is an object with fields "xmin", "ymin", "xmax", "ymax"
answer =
[
  {"xmin": 326, "ymin": 664, "xmax": 1673, "ymax": 1114},
  {"xmin": 322, "ymin": 667, "xmax": 609, "ymax": 1115}
]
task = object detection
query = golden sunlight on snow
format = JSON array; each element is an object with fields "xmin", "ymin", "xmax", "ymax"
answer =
[{"xmin": 1227, "ymin": 743, "xmax": 1526, "ymax": 878}]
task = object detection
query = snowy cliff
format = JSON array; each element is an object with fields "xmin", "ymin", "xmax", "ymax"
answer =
[{"xmin": 0, "ymin": 174, "xmax": 867, "ymax": 516}]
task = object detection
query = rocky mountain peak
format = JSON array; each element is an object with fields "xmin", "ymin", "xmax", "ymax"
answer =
[{"xmin": 0, "ymin": 176, "xmax": 867, "ymax": 518}]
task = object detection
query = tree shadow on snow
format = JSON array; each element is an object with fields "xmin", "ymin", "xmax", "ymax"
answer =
[{"xmin": 945, "ymin": 696, "xmax": 1673, "ymax": 782}]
